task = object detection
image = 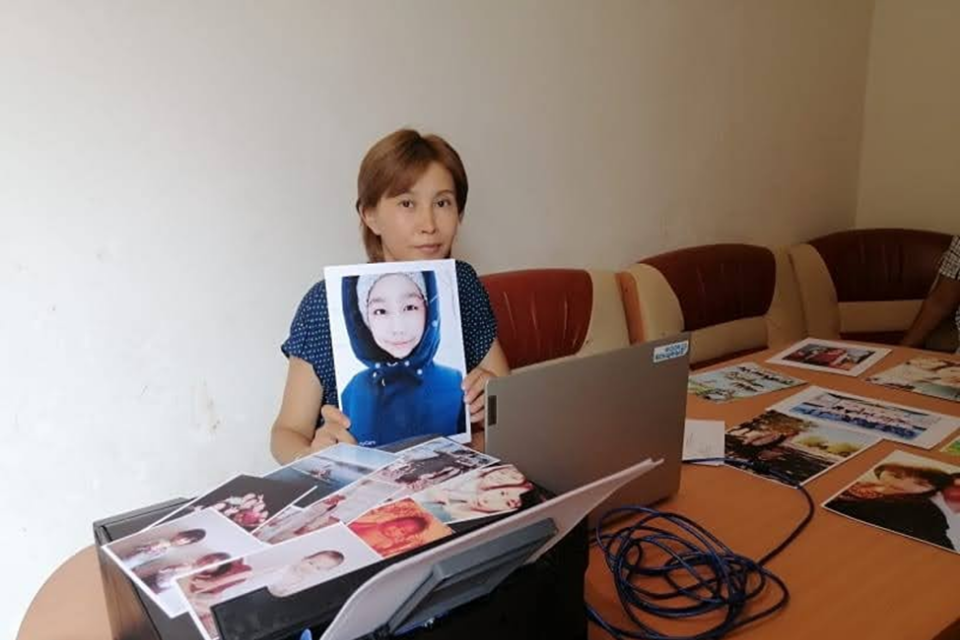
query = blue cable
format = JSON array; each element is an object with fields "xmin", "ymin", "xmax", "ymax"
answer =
[{"xmin": 587, "ymin": 457, "xmax": 815, "ymax": 640}]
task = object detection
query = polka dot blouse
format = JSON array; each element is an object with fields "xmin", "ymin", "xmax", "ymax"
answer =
[{"xmin": 282, "ymin": 260, "xmax": 498, "ymax": 421}]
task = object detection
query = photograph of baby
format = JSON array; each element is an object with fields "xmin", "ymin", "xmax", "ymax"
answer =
[
  {"xmin": 104, "ymin": 509, "xmax": 264, "ymax": 617},
  {"xmin": 724, "ymin": 410, "xmax": 879, "ymax": 485},
  {"xmin": 772, "ymin": 386, "xmax": 960, "ymax": 449},
  {"xmin": 254, "ymin": 479, "xmax": 400, "ymax": 545},
  {"xmin": 688, "ymin": 363, "xmax": 805, "ymax": 403},
  {"xmin": 371, "ymin": 437, "xmax": 498, "ymax": 496},
  {"xmin": 175, "ymin": 523, "xmax": 380, "ymax": 640},
  {"xmin": 767, "ymin": 338, "xmax": 890, "ymax": 377},
  {"xmin": 868, "ymin": 356, "xmax": 960, "ymax": 402},
  {"xmin": 153, "ymin": 474, "xmax": 314, "ymax": 533},
  {"xmin": 324, "ymin": 259, "xmax": 470, "ymax": 447},
  {"xmin": 823, "ymin": 450, "xmax": 960, "ymax": 554},
  {"xmin": 412, "ymin": 464, "xmax": 534, "ymax": 524},
  {"xmin": 348, "ymin": 498, "xmax": 453, "ymax": 558}
]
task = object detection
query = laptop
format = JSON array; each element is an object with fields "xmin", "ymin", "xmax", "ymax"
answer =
[{"xmin": 484, "ymin": 334, "xmax": 691, "ymax": 522}]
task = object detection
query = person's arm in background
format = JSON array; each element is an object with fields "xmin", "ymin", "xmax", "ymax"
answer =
[
  {"xmin": 270, "ymin": 357, "xmax": 355, "ymax": 465},
  {"xmin": 902, "ymin": 236, "xmax": 960, "ymax": 348},
  {"xmin": 901, "ymin": 278, "xmax": 960, "ymax": 347}
]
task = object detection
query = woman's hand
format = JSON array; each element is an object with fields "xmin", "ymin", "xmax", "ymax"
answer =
[
  {"xmin": 462, "ymin": 366, "xmax": 497, "ymax": 424},
  {"xmin": 308, "ymin": 405, "xmax": 357, "ymax": 452}
]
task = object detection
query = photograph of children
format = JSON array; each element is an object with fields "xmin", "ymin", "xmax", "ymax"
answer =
[
  {"xmin": 175, "ymin": 523, "xmax": 380, "ymax": 640},
  {"xmin": 104, "ymin": 509, "xmax": 265, "ymax": 617},
  {"xmin": 348, "ymin": 497, "xmax": 453, "ymax": 558},
  {"xmin": 687, "ymin": 363, "xmax": 805, "ymax": 402},
  {"xmin": 324, "ymin": 259, "xmax": 470, "ymax": 447},
  {"xmin": 153, "ymin": 474, "xmax": 314, "ymax": 533},
  {"xmin": 254, "ymin": 479, "xmax": 400, "ymax": 545},
  {"xmin": 724, "ymin": 410, "xmax": 879, "ymax": 485},
  {"xmin": 823, "ymin": 450, "xmax": 960, "ymax": 554},
  {"xmin": 868, "ymin": 356, "xmax": 960, "ymax": 402},
  {"xmin": 767, "ymin": 338, "xmax": 890, "ymax": 377},
  {"xmin": 371, "ymin": 437, "xmax": 498, "ymax": 496},
  {"xmin": 771, "ymin": 386, "xmax": 960, "ymax": 449},
  {"xmin": 412, "ymin": 464, "xmax": 534, "ymax": 524}
]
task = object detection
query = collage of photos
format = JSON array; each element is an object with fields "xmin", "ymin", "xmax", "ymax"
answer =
[
  {"xmin": 823, "ymin": 450, "xmax": 960, "ymax": 554},
  {"xmin": 770, "ymin": 386, "xmax": 960, "ymax": 449},
  {"xmin": 412, "ymin": 464, "xmax": 535, "ymax": 524},
  {"xmin": 152, "ymin": 474, "xmax": 314, "ymax": 532},
  {"xmin": 265, "ymin": 442, "xmax": 399, "ymax": 507},
  {"xmin": 687, "ymin": 363, "xmax": 805, "ymax": 403},
  {"xmin": 175, "ymin": 523, "xmax": 381, "ymax": 640},
  {"xmin": 324, "ymin": 259, "xmax": 471, "ymax": 448},
  {"xmin": 868, "ymin": 356, "xmax": 960, "ymax": 402},
  {"xmin": 104, "ymin": 437, "xmax": 513, "ymax": 637},
  {"xmin": 724, "ymin": 410, "xmax": 879, "ymax": 485},
  {"xmin": 371, "ymin": 437, "xmax": 498, "ymax": 496},
  {"xmin": 103, "ymin": 509, "xmax": 265, "ymax": 616},
  {"xmin": 767, "ymin": 338, "xmax": 890, "ymax": 377}
]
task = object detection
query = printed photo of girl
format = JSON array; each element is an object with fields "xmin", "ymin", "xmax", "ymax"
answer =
[{"xmin": 324, "ymin": 261, "xmax": 469, "ymax": 447}]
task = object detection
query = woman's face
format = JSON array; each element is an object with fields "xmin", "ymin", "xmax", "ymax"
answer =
[
  {"xmin": 380, "ymin": 518, "xmax": 424, "ymax": 540},
  {"xmin": 877, "ymin": 469, "xmax": 934, "ymax": 494},
  {"xmin": 362, "ymin": 162, "xmax": 460, "ymax": 262},
  {"xmin": 367, "ymin": 275, "xmax": 426, "ymax": 358},
  {"xmin": 480, "ymin": 467, "xmax": 525, "ymax": 488},
  {"xmin": 474, "ymin": 488, "xmax": 527, "ymax": 512}
]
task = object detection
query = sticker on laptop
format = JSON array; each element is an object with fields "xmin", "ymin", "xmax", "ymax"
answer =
[{"xmin": 653, "ymin": 340, "xmax": 689, "ymax": 363}]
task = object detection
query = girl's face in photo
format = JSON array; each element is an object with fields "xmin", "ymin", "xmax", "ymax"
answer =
[
  {"xmin": 362, "ymin": 162, "xmax": 460, "ymax": 262},
  {"xmin": 474, "ymin": 487, "xmax": 527, "ymax": 512},
  {"xmin": 877, "ymin": 469, "xmax": 934, "ymax": 494},
  {"xmin": 367, "ymin": 275, "xmax": 427, "ymax": 358}
]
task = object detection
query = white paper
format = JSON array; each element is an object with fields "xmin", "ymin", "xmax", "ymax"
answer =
[
  {"xmin": 682, "ymin": 419, "xmax": 725, "ymax": 465},
  {"xmin": 320, "ymin": 458, "xmax": 662, "ymax": 640}
]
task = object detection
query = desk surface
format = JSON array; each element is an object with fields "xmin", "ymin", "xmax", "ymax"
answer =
[
  {"xmin": 586, "ymin": 345, "xmax": 960, "ymax": 640},
  {"xmin": 17, "ymin": 345, "xmax": 960, "ymax": 640}
]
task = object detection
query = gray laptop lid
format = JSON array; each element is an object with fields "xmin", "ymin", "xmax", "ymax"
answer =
[{"xmin": 484, "ymin": 335, "xmax": 690, "ymax": 519}]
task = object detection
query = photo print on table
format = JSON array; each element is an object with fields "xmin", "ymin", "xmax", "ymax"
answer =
[
  {"xmin": 767, "ymin": 338, "xmax": 890, "ymax": 377},
  {"xmin": 771, "ymin": 386, "xmax": 960, "ymax": 449},
  {"xmin": 688, "ymin": 363, "xmax": 806, "ymax": 403},
  {"xmin": 868, "ymin": 355, "xmax": 960, "ymax": 403},
  {"xmin": 724, "ymin": 410, "xmax": 879, "ymax": 485},
  {"xmin": 823, "ymin": 450, "xmax": 960, "ymax": 554}
]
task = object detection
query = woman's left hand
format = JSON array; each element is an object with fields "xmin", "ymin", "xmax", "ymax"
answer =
[{"xmin": 462, "ymin": 366, "xmax": 497, "ymax": 424}]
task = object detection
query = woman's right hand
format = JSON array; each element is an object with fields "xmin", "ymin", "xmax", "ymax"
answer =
[{"xmin": 309, "ymin": 405, "xmax": 357, "ymax": 452}]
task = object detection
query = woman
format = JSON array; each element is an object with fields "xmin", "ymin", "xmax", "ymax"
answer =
[{"xmin": 270, "ymin": 129, "xmax": 509, "ymax": 462}]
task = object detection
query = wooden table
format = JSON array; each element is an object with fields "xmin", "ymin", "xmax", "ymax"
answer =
[
  {"xmin": 18, "ymin": 345, "xmax": 960, "ymax": 640},
  {"xmin": 585, "ymin": 345, "xmax": 960, "ymax": 640}
]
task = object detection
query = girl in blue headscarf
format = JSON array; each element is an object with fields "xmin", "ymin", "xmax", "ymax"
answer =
[{"xmin": 338, "ymin": 270, "xmax": 465, "ymax": 446}]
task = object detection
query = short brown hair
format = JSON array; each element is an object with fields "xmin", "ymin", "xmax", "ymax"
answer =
[
  {"xmin": 356, "ymin": 129, "xmax": 468, "ymax": 261},
  {"xmin": 875, "ymin": 463, "xmax": 953, "ymax": 493}
]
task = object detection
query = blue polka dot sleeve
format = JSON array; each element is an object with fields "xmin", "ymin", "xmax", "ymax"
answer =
[
  {"xmin": 456, "ymin": 260, "xmax": 498, "ymax": 371},
  {"xmin": 281, "ymin": 260, "xmax": 498, "ymax": 421},
  {"xmin": 281, "ymin": 281, "xmax": 341, "ymax": 409}
]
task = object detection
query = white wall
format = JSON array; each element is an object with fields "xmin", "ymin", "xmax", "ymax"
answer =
[
  {"xmin": 856, "ymin": 0, "xmax": 960, "ymax": 233},
  {"xmin": 1, "ymin": 0, "xmax": 873, "ymax": 634}
]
